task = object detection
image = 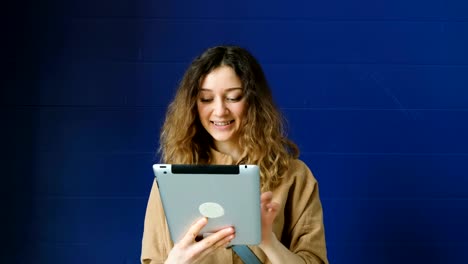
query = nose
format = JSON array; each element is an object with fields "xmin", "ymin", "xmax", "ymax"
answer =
[{"xmin": 213, "ymin": 98, "xmax": 228, "ymax": 116}]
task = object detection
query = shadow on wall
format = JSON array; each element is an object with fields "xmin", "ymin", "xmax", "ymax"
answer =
[
  {"xmin": 3, "ymin": 1, "xmax": 63, "ymax": 261},
  {"xmin": 363, "ymin": 202, "xmax": 448, "ymax": 263},
  {"xmin": 357, "ymin": 158, "xmax": 455, "ymax": 264}
]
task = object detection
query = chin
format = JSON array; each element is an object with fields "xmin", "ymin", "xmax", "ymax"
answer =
[
  {"xmin": 209, "ymin": 132, "xmax": 236, "ymax": 143},
  {"xmin": 212, "ymin": 136, "xmax": 234, "ymax": 143}
]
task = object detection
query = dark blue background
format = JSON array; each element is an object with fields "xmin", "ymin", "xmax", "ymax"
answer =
[{"xmin": 3, "ymin": 0, "xmax": 468, "ymax": 263}]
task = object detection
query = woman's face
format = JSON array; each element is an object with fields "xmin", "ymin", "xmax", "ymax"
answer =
[{"xmin": 197, "ymin": 65, "xmax": 247, "ymax": 149}]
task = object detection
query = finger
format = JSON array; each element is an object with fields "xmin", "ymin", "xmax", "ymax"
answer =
[
  {"xmin": 180, "ymin": 217, "xmax": 208, "ymax": 246},
  {"xmin": 266, "ymin": 201, "xmax": 280, "ymax": 212},
  {"xmin": 209, "ymin": 232, "xmax": 235, "ymax": 252},
  {"xmin": 197, "ymin": 230, "xmax": 235, "ymax": 260},
  {"xmin": 261, "ymin": 192, "xmax": 273, "ymax": 212},
  {"xmin": 188, "ymin": 227, "xmax": 234, "ymax": 263},
  {"xmin": 260, "ymin": 191, "xmax": 273, "ymax": 203},
  {"xmin": 195, "ymin": 226, "xmax": 235, "ymax": 252}
]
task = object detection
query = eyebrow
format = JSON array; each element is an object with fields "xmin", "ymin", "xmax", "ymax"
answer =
[{"xmin": 199, "ymin": 87, "xmax": 243, "ymax": 92}]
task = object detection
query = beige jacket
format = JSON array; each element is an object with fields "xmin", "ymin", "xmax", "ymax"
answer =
[{"xmin": 141, "ymin": 150, "xmax": 328, "ymax": 264}]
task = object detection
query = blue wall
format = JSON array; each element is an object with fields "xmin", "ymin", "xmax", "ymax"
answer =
[{"xmin": 4, "ymin": 0, "xmax": 468, "ymax": 263}]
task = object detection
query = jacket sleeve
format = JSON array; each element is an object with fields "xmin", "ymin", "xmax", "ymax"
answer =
[
  {"xmin": 283, "ymin": 160, "xmax": 329, "ymax": 264},
  {"xmin": 141, "ymin": 180, "xmax": 173, "ymax": 264}
]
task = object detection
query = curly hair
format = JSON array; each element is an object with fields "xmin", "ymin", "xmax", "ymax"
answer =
[{"xmin": 160, "ymin": 45, "xmax": 299, "ymax": 191}]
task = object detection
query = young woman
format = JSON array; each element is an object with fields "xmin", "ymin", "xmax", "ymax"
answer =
[{"xmin": 141, "ymin": 46, "xmax": 328, "ymax": 264}]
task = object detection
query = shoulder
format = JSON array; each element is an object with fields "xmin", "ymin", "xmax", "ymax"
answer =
[
  {"xmin": 286, "ymin": 158, "xmax": 318, "ymax": 185},
  {"xmin": 272, "ymin": 158, "xmax": 318, "ymax": 193}
]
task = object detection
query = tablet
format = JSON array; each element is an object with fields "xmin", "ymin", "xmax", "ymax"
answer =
[{"xmin": 153, "ymin": 164, "xmax": 261, "ymax": 245}]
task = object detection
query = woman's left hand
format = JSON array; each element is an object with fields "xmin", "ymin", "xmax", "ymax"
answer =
[{"xmin": 260, "ymin": 191, "xmax": 280, "ymax": 246}]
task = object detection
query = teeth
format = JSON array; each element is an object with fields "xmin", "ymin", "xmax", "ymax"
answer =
[{"xmin": 213, "ymin": 121, "xmax": 231, "ymax": 126}]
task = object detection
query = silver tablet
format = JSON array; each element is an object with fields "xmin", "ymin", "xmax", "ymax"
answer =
[{"xmin": 153, "ymin": 164, "xmax": 261, "ymax": 245}]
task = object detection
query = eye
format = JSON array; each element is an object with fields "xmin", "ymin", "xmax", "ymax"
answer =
[
  {"xmin": 226, "ymin": 95, "xmax": 243, "ymax": 102},
  {"xmin": 199, "ymin": 98, "xmax": 213, "ymax": 103}
]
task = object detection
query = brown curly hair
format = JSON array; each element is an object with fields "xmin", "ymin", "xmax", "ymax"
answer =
[{"xmin": 159, "ymin": 45, "xmax": 299, "ymax": 191}]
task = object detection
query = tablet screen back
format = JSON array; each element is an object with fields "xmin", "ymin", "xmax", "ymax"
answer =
[{"xmin": 153, "ymin": 164, "xmax": 261, "ymax": 245}]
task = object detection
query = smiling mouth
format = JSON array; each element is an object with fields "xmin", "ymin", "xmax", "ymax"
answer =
[{"xmin": 211, "ymin": 120, "xmax": 234, "ymax": 126}]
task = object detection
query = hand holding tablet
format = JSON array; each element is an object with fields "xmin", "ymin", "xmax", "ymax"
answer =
[{"xmin": 165, "ymin": 217, "xmax": 236, "ymax": 264}]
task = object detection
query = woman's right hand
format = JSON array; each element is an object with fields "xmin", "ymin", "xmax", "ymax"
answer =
[{"xmin": 164, "ymin": 217, "xmax": 235, "ymax": 264}]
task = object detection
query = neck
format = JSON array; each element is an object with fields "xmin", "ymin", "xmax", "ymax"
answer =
[{"xmin": 213, "ymin": 141, "xmax": 242, "ymax": 162}]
